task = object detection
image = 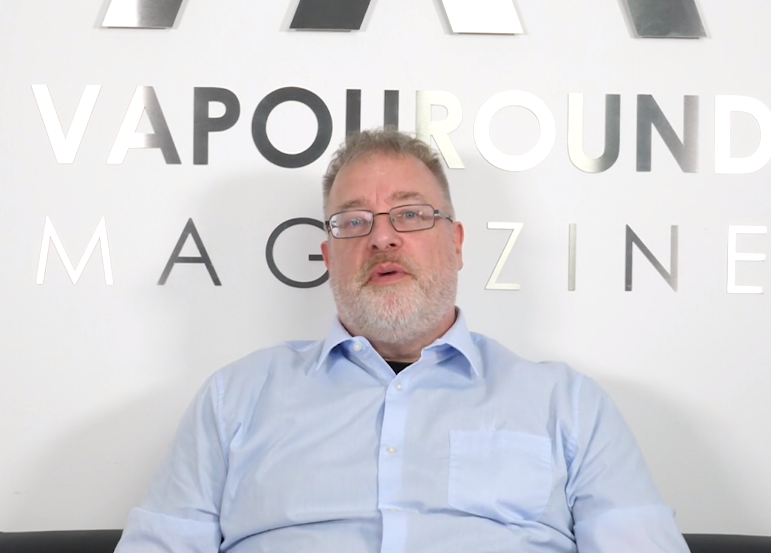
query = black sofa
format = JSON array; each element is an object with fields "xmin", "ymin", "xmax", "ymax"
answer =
[{"xmin": 0, "ymin": 530, "xmax": 769, "ymax": 552}]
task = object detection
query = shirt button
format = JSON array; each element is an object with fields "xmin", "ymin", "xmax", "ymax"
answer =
[
  {"xmin": 352, "ymin": 342, "xmax": 362, "ymax": 352},
  {"xmin": 394, "ymin": 382, "xmax": 403, "ymax": 391},
  {"xmin": 386, "ymin": 446, "xmax": 398, "ymax": 455}
]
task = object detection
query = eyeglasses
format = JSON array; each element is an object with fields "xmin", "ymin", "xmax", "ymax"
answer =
[{"xmin": 325, "ymin": 204, "xmax": 454, "ymax": 239}]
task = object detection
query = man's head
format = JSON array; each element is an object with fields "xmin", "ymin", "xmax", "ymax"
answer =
[{"xmin": 320, "ymin": 129, "xmax": 464, "ymax": 360}]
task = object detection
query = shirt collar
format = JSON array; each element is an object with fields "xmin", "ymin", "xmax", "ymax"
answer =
[
  {"xmin": 430, "ymin": 309, "xmax": 483, "ymax": 378},
  {"xmin": 313, "ymin": 308, "xmax": 483, "ymax": 378},
  {"xmin": 313, "ymin": 316, "xmax": 358, "ymax": 373}
]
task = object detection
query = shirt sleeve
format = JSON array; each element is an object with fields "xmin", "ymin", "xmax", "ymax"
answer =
[
  {"xmin": 566, "ymin": 376, "xmax": 689, "ymax": 553},
  {"xmin": 114, "ymin": 374, "xmax": 227, "ymax": 553}
]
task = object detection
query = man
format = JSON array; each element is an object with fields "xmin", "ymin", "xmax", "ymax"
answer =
[{"xmin": 115, "ymin": 129, "xmax": 689, "ymax": 552}]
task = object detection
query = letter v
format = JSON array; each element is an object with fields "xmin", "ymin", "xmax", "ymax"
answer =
[{"xmin": 32, "ymin": 85, "xmax": 101, "ymax": 163}]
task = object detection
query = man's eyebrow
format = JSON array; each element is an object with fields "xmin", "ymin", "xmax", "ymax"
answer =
[
  {"xmin": 389, "ymin": 191, "xmax": 427, "ymax": 204},
  {"xmin": 335, "ymin": 198, "xmax": 367, "ymax": 211},
  {"xmin": 334, "ymin": 191, "xmax": 428, "ymax": 212}
]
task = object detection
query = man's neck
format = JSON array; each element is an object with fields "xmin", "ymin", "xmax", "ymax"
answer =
[{"xmin": 369, "ymin": 339, "xmax": 424, "ymax": 363}]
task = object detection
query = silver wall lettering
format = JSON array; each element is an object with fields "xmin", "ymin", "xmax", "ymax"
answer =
[
  {"xmin": 440, "ymin": 0, "xmax": 523, "ymax": 34},
  {"xmin": 384, "ymin": 90, "xmax": 399, "ymax": 130},
  {"xmin": 252, "ymin": 87, "xmax": 332, "ymax": 169},
  {"xmin": 193, "ymin": 87, "xmax": 241, "ymax": 165},
  {"xmin": 485, "ymin": 222, "xmax": 524, "ymax": 291},
  {"xmin": 727, "ymin": 225, "xmax": 767, "ymax": 294},
  {"xmin": 416, "ymin": 91, "xmax": 464, "ymax": 169},
  {"xmin": 346, "ymin": 90, "xmax": 362, "ymax": 136},
  {"xmin": 108, "ymin": 86, "xmax": 181, "ymax": 165},
  {"xmin": 291, "ymin": 0, "xmax": 522, "ymax": 34},
  {"xmin": 715, "ymin": 96, "xmax": 771, "ymax": 174},
  {"xmin": 36, "ymin": 217, "xmax": 113, "ymax": 285},
  {"xmin": 99, "ymin": 0, "xmax": 703, "ymax": 36},
  {"xmin": 158, "ymin": 219, "xmax": 221, "ymax": 286},
  {"xmin": 623, "ymin": 0, "xmax": 706, "ymax": 38},
  {"xmin": 32, "ymin": 85, "xmax": 101, "ymax": 164},
  {"xmin": 636, "ymin": 95, "xmax": 698, "ymax": 172},
  {"xmin": 290, "ymin": 0, "xmax": 371, "ymax": 31},
  {"xmin": 568, "ymin": 223, "xmax": 577, "ymax": 291},
  {"xmin": 102, "ymin": 0, "xmax": 184, "ymax": 28},
  {"xmin": 265, "ymin": 218, "xmax": 328, "ymax": 289},
  {"xmin": 625, "ymin": 225, "xmax": 678, "ymax": 291},
  {"xmin": 568, "ymin": 94, "xmax": 620, "ymax": 173},
  {"xmin": 474, "ymin": 91, "xmax": 555, "ymax": 172},
  {"xmin": 346, "ymin": 90, "xmax": 399, "ymax": 136}
]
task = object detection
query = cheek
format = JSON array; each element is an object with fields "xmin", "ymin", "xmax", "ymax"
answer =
[
  {"xmin": 427, "ymin": 234, "xmax": 459, "ymax": 264},
  {"xmin": 327, "ymin": 244, "xmax": 362, "ymax": 277}
]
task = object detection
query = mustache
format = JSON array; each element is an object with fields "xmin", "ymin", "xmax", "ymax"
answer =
[{"xmin": 358, "ymin": 253, "xmax": 418, "ymax": 284}]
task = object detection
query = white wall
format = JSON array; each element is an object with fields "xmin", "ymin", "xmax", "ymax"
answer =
[{"xmin": 1, "ymin": 0, "xmax": 770, "ymax": 535}]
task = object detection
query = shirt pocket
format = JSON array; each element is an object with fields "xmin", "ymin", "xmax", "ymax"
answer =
[{"xmin": 448, "ymin": 430, "xmax": 553, "ymax": 523}]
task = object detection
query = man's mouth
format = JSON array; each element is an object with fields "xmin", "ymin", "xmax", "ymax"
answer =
[{"xmin": 368, "ymin": 263, "xmax": 409, "ymax": 285}]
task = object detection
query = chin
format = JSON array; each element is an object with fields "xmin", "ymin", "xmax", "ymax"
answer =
[
  {"xmin": 352, "ymin": 292, "xmax": 429, "ymax": 342},
  {"xmin": 331, "ymin": 265, "xmax": 457, "ymax": 344}
]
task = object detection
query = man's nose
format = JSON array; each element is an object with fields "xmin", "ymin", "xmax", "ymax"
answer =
[{"xmin": 368, "ymin": 213, "xmax": 402, "ymax": 251}]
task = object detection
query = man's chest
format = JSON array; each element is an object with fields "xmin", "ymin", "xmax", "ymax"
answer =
[{"xmin": 219, "ymin": 375, "xmax": 571, "ymax": 535}]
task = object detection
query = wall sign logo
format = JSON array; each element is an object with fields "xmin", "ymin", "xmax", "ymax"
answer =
[
  {"xmin": 100, "ymin": 0, "xmax": 704, "ymax": 38},
  {"xmin": 31, "ymin": 83, "xmax": 771, "ymax": 292},
  {"xmin": 102, "ymin": 0, "xmax": 184, "ymax": 29},
  {"xmin": 101, "ymin": 0, "xmax": 523, "ymax": 33},
  {"xmin": 290, "ymin": 0, "xmax": 523, "ymax": 33},
  {"xmin": 289, "ymin": 0, "xmax": 374, "ymax": 31},
  {"xmin": 47, "ymin": 1, "xmax": 717, "ymax": 291},
  {"xmin": 626, "ymin": 0, "xmax": 705, "ymax": 38}
]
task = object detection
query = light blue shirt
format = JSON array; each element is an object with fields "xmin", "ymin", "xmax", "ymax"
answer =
[{"xmin": 115, "ymin": 312, "xmax": 689, "ymax": 553}]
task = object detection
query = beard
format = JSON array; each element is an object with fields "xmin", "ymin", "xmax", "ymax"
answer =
[{"xmin": 330, "ymin": 249, "xmax": 458, "ymax": 346}]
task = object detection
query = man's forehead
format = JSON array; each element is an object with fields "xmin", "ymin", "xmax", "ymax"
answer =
[{"xmin": 328, "ymin": 154, "xmax": 443, "ymax": 210}]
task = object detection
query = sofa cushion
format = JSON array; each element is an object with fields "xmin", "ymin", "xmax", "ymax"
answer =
[
  {"xmin": 684, "ymin": 533, "xmax": 771, "ymax": 553},
  {"xmin": 1, "ymin": 530, "xmax": 770, "ymax": 552}
]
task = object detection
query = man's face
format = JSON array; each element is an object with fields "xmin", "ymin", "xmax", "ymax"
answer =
[{"xmin": 320, "ymin": 152, "xmax": 464, "ymax": 346}]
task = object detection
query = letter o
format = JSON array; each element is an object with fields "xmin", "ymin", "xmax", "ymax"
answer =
[
  {"xmin": 252, "ymin": 87, "xmax": 333, "ymax": 168},
  {"xmin": 474, "ymin": 91, "xmax": 555, "ymax": 171}
]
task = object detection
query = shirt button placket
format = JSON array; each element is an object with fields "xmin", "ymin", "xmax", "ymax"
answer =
[{"xmin": 378, "ymin": 378, "xmax": 409, "ymax": 553}]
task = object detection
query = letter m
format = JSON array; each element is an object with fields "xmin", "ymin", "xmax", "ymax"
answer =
[{"xmin": 36, "ymin": 217, "xmax": 114, "ymax": 285}]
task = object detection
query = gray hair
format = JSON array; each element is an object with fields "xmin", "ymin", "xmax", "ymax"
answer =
[{"xmin": 322, "ymin": 128, "xmax": 454, "ymax": 216}]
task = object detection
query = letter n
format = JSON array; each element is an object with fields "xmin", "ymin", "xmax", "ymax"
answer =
[{"xmin": 625, "ymin": 225, "xmax": 678, "ymax": 291}]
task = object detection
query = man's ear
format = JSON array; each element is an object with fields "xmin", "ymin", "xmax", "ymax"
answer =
[
  {"xmin": 321, "ymin": 240, "xmax": 331, "ymax": 269},
  {"xmin": 453, "ymin": 222, "xmax": 464, "ymax": 270}
]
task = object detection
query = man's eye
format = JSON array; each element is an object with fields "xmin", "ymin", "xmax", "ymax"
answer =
[
  {"xmin": 345, "ymin": 218, "xmax": 365, "ymax": 228},
  {"xmin": 400, "ymin": 210, "xmax": 420, "ymax": 220}
]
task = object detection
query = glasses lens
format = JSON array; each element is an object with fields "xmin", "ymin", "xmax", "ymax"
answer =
[
  {"xmin": 390, "ymin": 205, "xmax": 434, "ymax": 232},
  {"xmin": 330, "ymin": 210, "xmax": 373, "ymax": 238}
]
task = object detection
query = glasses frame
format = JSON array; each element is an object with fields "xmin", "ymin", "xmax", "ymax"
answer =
[{"xmin": 325, "ymin": 204, "xmax": 454, "ymax": 239}]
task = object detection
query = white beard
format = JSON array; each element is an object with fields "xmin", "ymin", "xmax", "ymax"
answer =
[{"xmin": 330, "ymin": 250, "xmax": 458, "ymax": 346}]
